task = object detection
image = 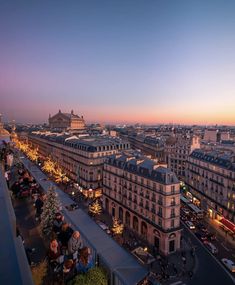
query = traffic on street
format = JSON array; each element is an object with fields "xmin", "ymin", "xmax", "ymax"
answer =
[{"xmin": 180, "ymin": 195, "xmax": 235, "ymax": 284}]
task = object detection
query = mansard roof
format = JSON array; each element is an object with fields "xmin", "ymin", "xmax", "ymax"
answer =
[{"xmin": 190, "ymin": 149, "xmax": 235, "ymax": 171}]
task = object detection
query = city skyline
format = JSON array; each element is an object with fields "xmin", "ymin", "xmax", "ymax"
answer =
[{"xmin": 1, "ymin": 0, "xmax": 235, "ymax": 125}]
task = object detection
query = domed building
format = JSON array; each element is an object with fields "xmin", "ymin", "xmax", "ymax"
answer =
[{"xmin": 48, "ymin": 110, "xmax": 85, "ymax": 131}]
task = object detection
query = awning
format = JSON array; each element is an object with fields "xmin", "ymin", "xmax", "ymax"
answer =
[{"xmin": 220, "ymin": 218, "xmax": 235, "ymax": 233}]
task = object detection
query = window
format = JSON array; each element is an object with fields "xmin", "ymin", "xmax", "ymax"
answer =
[
  {"xmin": 158, "ymin": 218, "xmax": 162, "ymax": 227},
  {"xmin": 171, "ymin": 219, "xmax": 175, "ymax": 228}
]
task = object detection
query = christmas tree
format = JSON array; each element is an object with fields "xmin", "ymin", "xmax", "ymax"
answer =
[
  {"xmin": 89, "ymin": 199, "xmax": 102, "ymax": 217},
  {"xmin": 41, "ymin": 186, "xmax": 61, "ymax": 235},
  {"xmin": 112, "ymin": 218, "xmax": 124, "ymax": 235}
]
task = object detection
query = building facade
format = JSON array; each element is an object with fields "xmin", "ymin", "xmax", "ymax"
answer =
[
  {"xmin": 165, "ymin": 134, "xmax": 200, "ymax": 180},
  {"xmin": 28, "ymin": 132, "xmax": 130, "ymax": 197},
  {"xmin": 49, "ymin": 110, "xmax": 85, "ymax": 131},
  {"xmin": 185, "ymin": 149, "xmax": 235, "ymax": 223},
  {"xmin": 128, "ymin": 135, "xmax": 166, "ymax": 162},
  {"xmin": 103, "ymin": 153, "xmax": 181, "ymax": 255}
]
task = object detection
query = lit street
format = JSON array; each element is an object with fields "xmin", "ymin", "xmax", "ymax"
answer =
[{"xmin": 182, "ymin": 224, "xmax": 235, "ymax": 285}]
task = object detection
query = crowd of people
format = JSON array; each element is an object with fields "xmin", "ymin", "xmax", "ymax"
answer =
[
  {"xmin": 10, "ymin": 163, "xmax": 95, "ymax": 284},
  {"xmin": 47, "ymin": 217, "xmax": 94, "ymax": 283}
]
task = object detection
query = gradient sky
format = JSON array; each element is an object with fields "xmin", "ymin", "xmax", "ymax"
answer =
[{"xmin": 0, "ymin": 0, "xmax": 235, "ymax": 125}]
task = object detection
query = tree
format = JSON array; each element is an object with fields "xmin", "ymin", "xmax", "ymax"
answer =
[
  {"xmin": 27, "ymin": 146, "xmax": 39, "ymax": 162},
  {"xmin": 89, "ymin": 199, "xmax": 102, "ymax": 217},
  {"xmin": 68, "ymin": 267, "xmax": 108, "ymax": 285},
  {"xmin": 112, "ymin": 218, "xmax": 124, "ymax": 235},
  {"xmin": 42, "ymin": 157, "xmax": 56, "ymax": 174},
  {"xmin": 41, "ymin": 186, "xmax": 61, "ymax": 235},
  {"xmin": 54, "ymin": 165, "xmax": 69, "ymax": 183}
]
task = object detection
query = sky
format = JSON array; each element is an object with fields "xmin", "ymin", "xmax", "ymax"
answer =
[{"xmin": 0, "ymin": 0, "xmax": 235, "ymax": 125}]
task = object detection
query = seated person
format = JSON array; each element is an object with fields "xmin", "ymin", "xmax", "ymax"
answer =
[
  {"xmin": 53, "ymin": 212, "xmax": 64, "ymax": 234},
  {"xmin": 76, "ymin": 247, "xmax": 94, "ymax": 273},
  {"xmin": 58, "ymin": 223, "xmax": 74, "ymax": 248},
  {"xmin": 68, "ymin": 231, "xmax": 83, "ymax": 255}
]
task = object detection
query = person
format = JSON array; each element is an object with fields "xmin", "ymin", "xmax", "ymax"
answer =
[
  {"xmin": 76, "ymin": 247, "xmax": 94, "ymax": 273},
  {"xmin": 4, "ymin": 170, "xmax": 10, "ymax": 188},
  {"xmin": 25, "ymin": 247, "xmax": 36, "ymax": 266},
  {"xmin": 68, "ymin": 231, "xmax": 83, "ymax": 256},
  {"xmin": 35, "ymin": 194, "xmax": 44, "ymax": 221},
  {"xmin": 58, "ymin": 223, "xmax": 74, "ymax": 248},
  {"xmin": 11, "ymin": 181, "xmax": 21, "ymax": 198},
  {"xmin": 48, "ymin": 239, "xmax": 61, "ymax": 262},
  {"xmin": 63, "ymin": 259, "xmax": 76, "ymax": 283},
  {"xmin": 53, "ymin": 212, "xmax": 64, "ymax": 234}
]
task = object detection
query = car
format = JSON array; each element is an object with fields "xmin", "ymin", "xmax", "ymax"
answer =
[
  {"xmin": 197, "ymin": 223, "xmax": 207, "ymax": 231},
  {"xmin": 182, "ymin": 208, "xmax": 190, "ymax": 215},
  {"xmin": 181, "ymin": 215, "xmax": 187, "ymax": 221},
  {"xmin": 185, "ymin": 221, "xmax": 196, "ymax": 230},
  {"xmin": 195, "ymin": 232, "xmax": 208, "ymax": 242},
  {"xmin": 204, "ymin": 242, "xmax": 218, "ymax": 254},
  {"xmin": 206, "ymin": 233, "xmax": 216, "ymax": 241},
  {"xmin": 221, "ymin": 258, "xmax": 235, "ymax": 273}
]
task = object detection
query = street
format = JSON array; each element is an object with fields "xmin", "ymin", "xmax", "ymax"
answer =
[{"xmin": 182, "ymin": 224, "xmax": 235, "ymax": 285}]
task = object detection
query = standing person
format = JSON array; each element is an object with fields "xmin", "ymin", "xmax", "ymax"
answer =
[
  {"xmin": 4, "ymin": 170, "xmax": 10, "ymax": 188},
  {"xmin": 35, "ymin": 194, "xmax": 44, "ymax": 221},
  {"xmin": 68, "ymin": 231, "xmax": 83, "ymax": 256},
  {"xmin": 53, "ymin": 212, "xmax": 64, "ymax": 234},
  {"xmin": 58, "ymin": 223, "xmax": 74, "ymax": 248}
]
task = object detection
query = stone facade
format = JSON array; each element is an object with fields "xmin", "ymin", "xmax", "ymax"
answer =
[
  {"xmin": 28, "ymin": 132, "xmax": 130, "ymax": 197},
  {"xmin": 49, "ymin": 110, "xmax": 85, "ymax": 131},
  {"xmin": 165, "ymin": 134, "xmax": 200, "ymax": 180},
  {"xmin": 103, "ymin": 153, "xmax": 181, "ymax": 256},
  {"xmin": 185, "ymin": 149, "xmax": 235, "ymax": 223}
]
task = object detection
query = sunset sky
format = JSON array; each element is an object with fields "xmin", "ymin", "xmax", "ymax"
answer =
[{"xmin": 1, "ymin": 0, "xmax": 235, "ymax": 125}]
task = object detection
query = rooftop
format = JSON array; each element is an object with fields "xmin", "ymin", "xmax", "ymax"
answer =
[
  {"xmin": 190, "ymin": 149, "xmax": 235, "ymax": 171},
  {"xmin": 106, "ymin": 153, "xmax": 179, "ymax": 185},
  {"xmin": 30, "ymin": 132, "xmax": 130, "ymax": 152}
]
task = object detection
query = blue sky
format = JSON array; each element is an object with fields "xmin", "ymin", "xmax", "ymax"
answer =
[{"xmin": 0, "ymin": 0, "xmax": 235, "ymax": 124}]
